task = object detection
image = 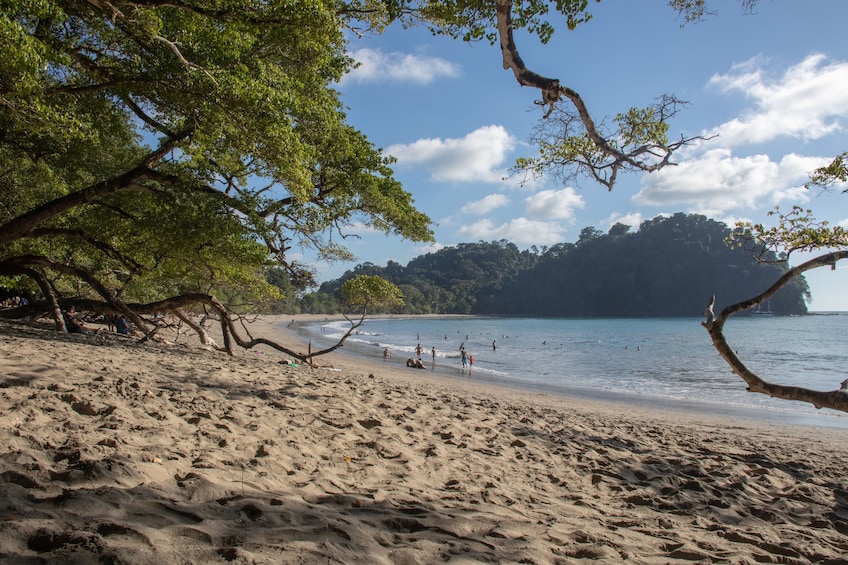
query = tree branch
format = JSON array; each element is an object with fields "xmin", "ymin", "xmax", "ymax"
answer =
[
  {"xmin": 0, "ymin": 255, "xmax": 151, "ymax": 334},
  {"xmin": 496, "ymin": 0, "xmax": 709, "ymax": 189},
  {"xmin": 0, "ymin": 130, "xmax": 192, "ymax": 248},
  {"xmin": 702, "ymin": 250, "xmax": 848, "ymax": 412},
  {"xmin": 0, "ymin": 266, "xmax": 66, "ymax": 330},
  {"xmin": 27, "ymin": 228, "xmax": 146, "ymax": 274}
]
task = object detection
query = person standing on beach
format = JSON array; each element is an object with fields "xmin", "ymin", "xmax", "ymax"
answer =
[
  {"xmin": 431, "ymin": 347, "xmax": 436, "ymax": 362},
  {"xmin": 461, "ymin": 350, "xmax": 468, "ymax": 368},
  {"xmin": 415, "ymin": 343, "xmax": 423, "ymax": 359}
]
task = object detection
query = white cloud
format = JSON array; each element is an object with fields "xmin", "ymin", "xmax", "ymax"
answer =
[
  {"xmin": 412, "ymin": 242, "xmax": 447, "ymax": 256},
  {"xmin": 461, "ymin": 194, "xmax": 510, "ymax": 215},
  {"xmin": 602, "ymin": 212, "xmax": 644, "ymax": 232},
  {"xmin": 456, "ymin": 218, "xmax": 565, "ymax": 245},
  {"xmin": 386, "ymin": 125, "xmax": 516, "ymax": 183},
  {"xmin": 715, "ymin": 213, "xmax": 751, "ymax": 229},
  {"xmin": 345, "ymin": 48, "xmax": 461, "ymax": 84},
  {"xmin": 707, "ymin": 54, "xmax": 848, "ymax": 147},
  {"xmin": 633, "ymin": 148, "xmax": 826, "ymax": 215},
  {"xmin": 524, "ymin": 188, "xmax": 585, "ymax": 221},
  {"xmin": 341, "ymin": 220, "xmax": 381, "ymax": 236}
]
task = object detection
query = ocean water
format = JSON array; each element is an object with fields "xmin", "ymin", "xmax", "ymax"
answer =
[{"xmin": 287, "ymin": 315, "xmax": 848, "ymax": 429}]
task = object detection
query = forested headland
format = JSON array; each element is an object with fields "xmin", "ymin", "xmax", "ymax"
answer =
[{"xmin": 285, "ymin": 213, "xmax": 810, "ymax": 317}]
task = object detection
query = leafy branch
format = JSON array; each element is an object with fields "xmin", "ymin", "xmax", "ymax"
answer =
[{"xmin": 730, "ymin": 206, "xmax": 848, "ymax": 261}]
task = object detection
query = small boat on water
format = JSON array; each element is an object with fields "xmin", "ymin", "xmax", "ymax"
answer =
[{"xmin": 752, "ymin": 301, "xmax": 774, "ymax": 317}]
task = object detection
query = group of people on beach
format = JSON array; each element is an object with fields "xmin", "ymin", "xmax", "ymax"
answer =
[
  {"xmin": 380, "ymin": 330, "xmax": 498, "ymax": 372},
  {"xmin": 405, "ymin": 357, "xmax": 426, "ymax": 369},
  {"xmin": 401, "ymin": 342, "xmax": 435, "ymax": 370},
  {"xmin": 384, "ymin": 340, "xmax": 439, "ymax": 371},
  {"xmin": 62, "ymin": 306, "xmax": 138, "ymax": 337},
  {"xmin": 1, "ymin": 295, "xmax": 28, "ymax": 309},
  {"xmin": 459, "ymin": 342, "xmax": 474, "ymax": 369},
  {"xmin": 382, "ymin": 347, "xmax": 416, "ymax": 367}
]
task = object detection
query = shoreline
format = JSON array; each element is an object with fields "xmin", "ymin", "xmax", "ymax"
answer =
[
  {"xmin": 273, "ymin": 314, "xmax": 848, "ymax": 431},
  {"xmin": 2, "ymin": 317, "xmax": 848, "ymax": 563}
]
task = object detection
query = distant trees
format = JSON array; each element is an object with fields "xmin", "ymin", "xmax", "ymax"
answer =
[
  {"xmin": 315, "ymin": 240, "xmax": 538, "ymax": 315},
  {"xmin": 499, "ymin": 213, "xmax": 807, "ymax": 317},
  {"xmin": 303, "ymin": 214, "xmax": 809, "ymax": 317}
]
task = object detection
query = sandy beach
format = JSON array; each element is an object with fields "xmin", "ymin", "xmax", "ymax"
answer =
[{"xmin": 1, "ymin": 315, "xmax": 847, "ymax": 564}]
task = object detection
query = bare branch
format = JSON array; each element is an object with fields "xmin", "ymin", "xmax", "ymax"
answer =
[{"xmin": 702, "ymin": 251, "xmax": 848, "ymax": 412}]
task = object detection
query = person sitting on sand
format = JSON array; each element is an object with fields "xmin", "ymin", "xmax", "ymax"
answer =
[
  {"xmin": 114, "ymin": 315, "xmax": 138, "ymax": 336},
  {"xmin": 415, "ymin": 358, "xmax": 426, "ymax": 369},
  {"xmin": 63, "ymin": 306, "xmax": 90, "ymax": 335}
]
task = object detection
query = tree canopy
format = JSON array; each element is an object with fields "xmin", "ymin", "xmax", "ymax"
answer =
[{"xmin": 0, "ymin": 0, "xmax": 433, "ymax": 345}]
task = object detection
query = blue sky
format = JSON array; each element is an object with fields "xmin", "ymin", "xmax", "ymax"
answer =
[{"xmin": 312, "ymin": 1, "xmax": 848, "ymax": 310}]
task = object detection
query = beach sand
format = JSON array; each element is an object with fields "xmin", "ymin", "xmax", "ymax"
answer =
[{"xmin": 1, "ymin": 315, "xmax": 847, "ymax": 564}]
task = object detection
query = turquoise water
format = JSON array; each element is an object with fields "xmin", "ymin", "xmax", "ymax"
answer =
[{"xmin": 289, "ymin": 315, "xmax": 848, "ymax": 429}]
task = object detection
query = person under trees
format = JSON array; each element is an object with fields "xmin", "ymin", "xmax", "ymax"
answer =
[{"xmin": 62, "ymin": 306, "xmax": 90, "ymax": 335}]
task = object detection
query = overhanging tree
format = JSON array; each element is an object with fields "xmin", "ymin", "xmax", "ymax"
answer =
[
  {"xmin": 4, "ymin": 0, "xmax": 830, "ymax": 382},
  {"xmin": 0, "ymin": 0, "xmax": 433, "ymax": 353}
]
